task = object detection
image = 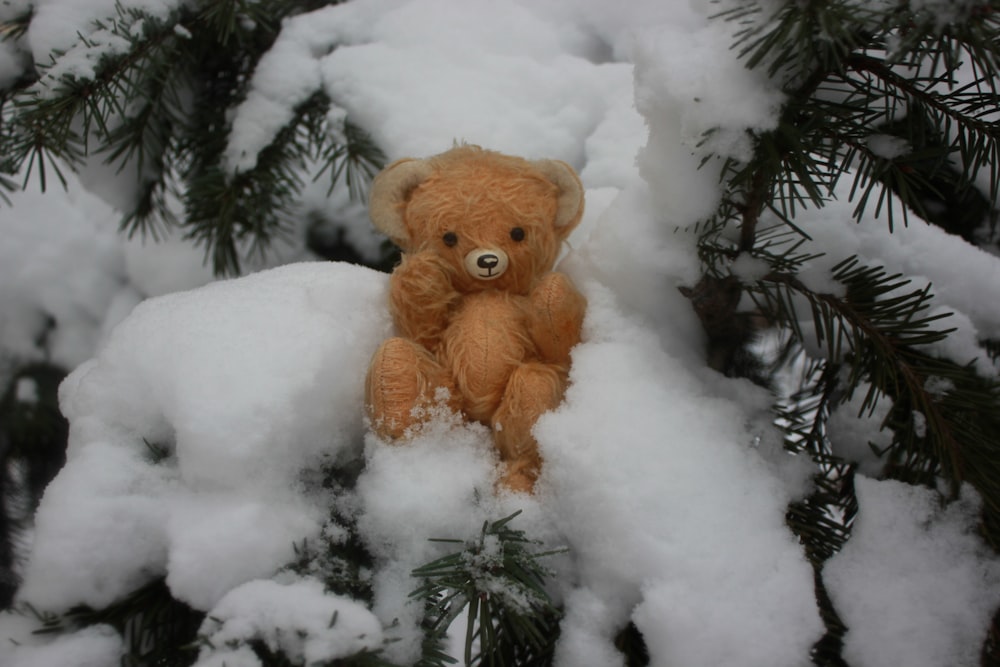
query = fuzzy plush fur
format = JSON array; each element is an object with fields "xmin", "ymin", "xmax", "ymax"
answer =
[{"xmin": 365, "ymin": 146, "xmax": 586, "ymax": 493}]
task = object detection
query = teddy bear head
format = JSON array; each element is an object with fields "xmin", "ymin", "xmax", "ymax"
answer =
[{"xmin": 369, "ymin": 145, "xmax": 584, "ymax": 295}]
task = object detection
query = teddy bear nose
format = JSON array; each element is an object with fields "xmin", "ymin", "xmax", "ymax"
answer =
[{"xmin": 463, "ymin": 248, "xmax": 509, "ymax": 280}]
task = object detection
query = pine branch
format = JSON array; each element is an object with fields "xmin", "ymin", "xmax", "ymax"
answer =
[
  {"xmin": 749, "ymin": 260, "xmax": 1000, "ymax": 538},
  {"xmin": 23, "ymin": 578, "xmax": 204, "ymax": 667},
  {"xmin": 5, "ymin": 6, "xmax": 184, "ymax": 187},
  {"xmin": 1, "ymin": 1, "xmax": 387, "ymax": 276},
  {"xmin": 709, "ymin": 0, "xmax": 1000, "ymax": 247},
  {"xmin": 283, "ymin": 455, "xmax": 376, "ymax": 605},
  {"xmin": 410, "ymin": 511, "xmax": 564, "ymax": 667}
]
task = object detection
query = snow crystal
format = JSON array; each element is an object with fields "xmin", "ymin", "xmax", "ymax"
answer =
[{"xmin": 825, "ymin": 477, "xmax": 1000, "ymax": 667}]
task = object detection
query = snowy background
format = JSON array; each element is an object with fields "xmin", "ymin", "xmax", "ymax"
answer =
[{"xmin": 2, "ymin": 0, "xmax": 999, "ymax": 666}]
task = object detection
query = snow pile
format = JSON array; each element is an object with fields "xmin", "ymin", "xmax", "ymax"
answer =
[
  {"xmin": 825, "ymin": 477, "xmax": 1000, "ymax": 667},
  {"xmin": 537, "ymin": 276, "xmax": 821, "ymax": 667},
  {"xmin": 2, "ymin": 0, "xmax": 999, "ymax": 665},
  {"xmin": 17, "ymin": 262, "xmax": 391, "ymax": 613},
  {"xmin": 227, "ymin": 0, "xmax": 647, "ymax": 177},
  {"xmin": 195, "ymin": 579, "xmax": 383, "ymax": 667}
]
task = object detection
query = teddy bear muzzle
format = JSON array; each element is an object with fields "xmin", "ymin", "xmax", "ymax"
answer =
[{"xmin": 463, "ymin": 248, "xmax": 509, "ymax": 280}]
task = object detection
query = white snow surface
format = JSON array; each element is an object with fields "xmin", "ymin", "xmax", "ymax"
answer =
[
  {"xmin": 2, "ymin": 0, "xmax": 999, "ymax": 665},
  {"xmin": 825, "ymin": 477, "xmax": 1000, "ymax": 667},
  {"xmin": 19, "ymin": 262, "xmax": 392, "ymax": 612},
  {"xmin": 194, "ymin": 579, "xmax": 384, "ymax": 666},
  {"xmin": 2, "ymin": 622, "xmax": 123, "ymax": 667}
]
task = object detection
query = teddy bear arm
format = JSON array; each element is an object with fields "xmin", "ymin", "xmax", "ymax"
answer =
[
  {"xmin": 529, "ymin": 272, "xmax": 586, "ymax": 364},
  {"xmin": 389, "ymin": 252, "xmax": 460, "ymax": 349}
]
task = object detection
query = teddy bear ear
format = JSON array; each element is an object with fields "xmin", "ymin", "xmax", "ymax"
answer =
[
  {"xmin": 532, "ymin": 159, "xmax": 585, "ymax": 234},
  {"xmin": 368, "ymin": 157, "xmax": 435, "ymax": 249}
]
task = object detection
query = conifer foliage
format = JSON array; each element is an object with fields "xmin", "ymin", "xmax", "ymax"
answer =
[
  {"xmin": 1, "ymin": 0, "xmax": 999, "ymax": 666},
  {"xmin": 689, "ymin": 1, "xmax": 1000, "ymax": 663},
  {"xmin": 0, "ymin": 0, "xmax": 385, "ymax": 276}
]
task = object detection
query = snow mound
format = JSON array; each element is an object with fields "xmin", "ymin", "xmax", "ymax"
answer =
[
  {"xmin": 195, "ymin": 579, "xmax": 383, "ymax": 667},
  {"xmin": 19, "ymin": 262, "xmax": 391, "ymax": 611},
  {"xmin": 825, "ymin": 476, "xmax": 1000, "ymax": 667}
]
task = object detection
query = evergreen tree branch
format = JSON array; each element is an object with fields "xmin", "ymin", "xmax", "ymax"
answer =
[
  {"xmin": 23, "ymin": 578, "xmax": 204, "ymax": 667},
  {"xmin": 410, "ymin": 512, "xmax": 564, "ymax": 667},
  {"xmin": 1, "ymin": 1, "xmax": 387, "ymax": 276},
  {"xmin": 750, "ymin": 262, "xmax": 1000, "ymax": 532}
]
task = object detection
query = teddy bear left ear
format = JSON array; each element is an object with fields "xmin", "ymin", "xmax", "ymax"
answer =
[
  {"xmin": 532, "ymin": 159, "xmax": 585, "ymax": 234},
  {"xmin": 368, "ymin": 157, "xmax": 435, "ymax": 249}
]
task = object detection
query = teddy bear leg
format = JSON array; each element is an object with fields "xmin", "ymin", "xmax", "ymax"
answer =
[
  {"xmin": 366, "ymin": 337, "xmax": 454, "ymax": 440},
  {"xmin": 492, "ymin": 362, "xmax": 566, "ymax": 493},
  {"xmin": 529, "ymin": 272, "xmax": 586, "ymax": 365}
]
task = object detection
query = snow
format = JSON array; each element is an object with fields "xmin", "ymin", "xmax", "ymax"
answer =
[
  {"xmin": 867, "ymin": 134, "xmax": 911, "ymax": 160},
  {"xmin": 537, "ymin": 279, "xmax": 822, "ymax": 667},
  {"xmin": 26, "ymin": 0, "xmax": 179, "ymax": 66},
  {"xmin": 825, "ymin": 477, "xmax": 1000, "ymax": 667},
  {"xmin": 2, "ymin": 623, "xmax": 123, "ymax": 667},
  {"xmin": 785, "ymin": 190, "xmax": 1000, "ymax": 374},
  {"xmin": 18, "ymin": 262, "xmax": 392, "ymax": 612},
  {"xmin": 0, "ymin": 174, "xmax": 126, "ymax": 371},
  {"xmin": 2, "ymin": 0, "xmax": 999, "ymax": 665},
  {"xmin": 194, "ymin": 579, "xmax": 383, "ymax": 666}
]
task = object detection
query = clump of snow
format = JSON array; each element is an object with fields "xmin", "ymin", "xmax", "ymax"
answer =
[
  {"xmin": 18, "ymin": 262, "xmax": 392, "ymax": 612},
  {"xmin": 825, "ymin": 477, "xmax": 1000, "ymax": 667},
  {"xmin": 536, "ymin": 278, "xmax": 822, "ymax": 667},
  {"xmin": 866, "ymin": 133, "xmax": 910, "ymax": 160},
  {"xmin": 26, "ymin": 0, "xmax": 180, "ymax": 66},
  {"xmin": 635, "ymin": 20, "xmax": 784, "ymax": 164},
  {"xmin": 0, "ymin": 178, "xmax": 125, "ymax": 371},
  {"xmin": 195, "ymin": 579, "xmax": 383, "ymax": 667},
  {"xmin": 229, "ymin": 0, "xmax": 644, "ymax": 169},
  {"xmin": 353, "ymin": 405, "xmax": 502, "ymax": 660},
  {"xmin": 786, "ymin": 189, "xmax": 1000, "ymax": 373}
]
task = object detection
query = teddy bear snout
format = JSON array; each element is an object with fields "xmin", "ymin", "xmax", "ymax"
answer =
[{"xmin": 463, "ymin": 248, "xmax": 509, "ymax": 280}]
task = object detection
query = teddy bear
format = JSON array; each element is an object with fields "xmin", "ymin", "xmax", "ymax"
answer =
[{"xmin": 364, "ymin": 145, "xmax": 586, "ymax": 493}]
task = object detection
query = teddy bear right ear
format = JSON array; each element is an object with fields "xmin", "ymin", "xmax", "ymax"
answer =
[{"xmin": 368, "ymin": 157, "xmax": 435, "ymax": 250}]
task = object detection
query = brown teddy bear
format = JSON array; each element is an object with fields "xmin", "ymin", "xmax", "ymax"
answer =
[{"xmin": 364, "ymin": 145, "xmax": 587, "ymax": 493}]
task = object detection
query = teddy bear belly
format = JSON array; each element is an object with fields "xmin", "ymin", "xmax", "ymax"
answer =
[{"xmin": 440, "ymin": 297, "xmax": 532, "ymax": 423}]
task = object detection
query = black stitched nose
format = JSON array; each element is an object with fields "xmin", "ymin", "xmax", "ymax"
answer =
[{"xmin": 477, "ymin": 254, "xmax": 499, "ymax": 269}]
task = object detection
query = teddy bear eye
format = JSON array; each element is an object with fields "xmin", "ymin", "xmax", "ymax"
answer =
[
  {"xmin": 442, "ymin": 232, "xmax": 458, "ymax": 247},
  {"xmin": 510, "ymin": 227, "xmax": 525, "ymax": 242}
]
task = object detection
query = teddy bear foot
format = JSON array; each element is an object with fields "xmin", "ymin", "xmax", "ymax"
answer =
[
  {"xmin": 365, "ymin": 337, "xmax": 453, "ymax": 440},
  {"xmin": 498, "ymin": 460, "xmax": 539, "ymax": 494}
]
